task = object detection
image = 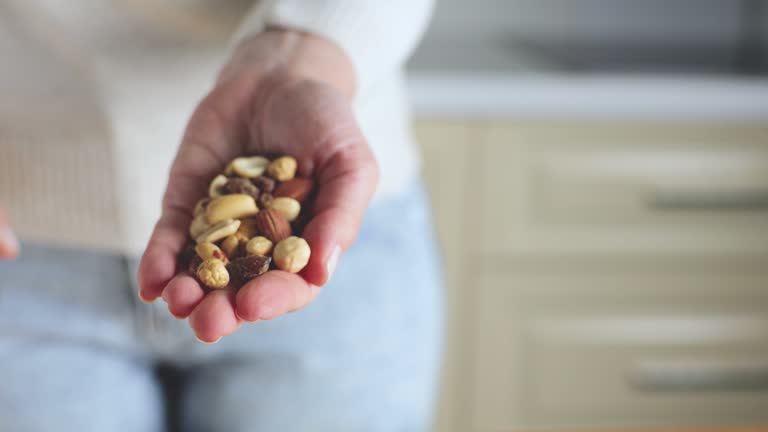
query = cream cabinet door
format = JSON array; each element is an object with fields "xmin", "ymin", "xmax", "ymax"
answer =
[
  {"xmin": 471, "ymin": 260, "xmax": 768, "ymax": 431},
  {"xmin": 414, "ymin": 120, "xmax": 479, "ymax": 432},
  {"xmin": 478, "ymin": 122, "xmax": 768, "ymax": 256}
]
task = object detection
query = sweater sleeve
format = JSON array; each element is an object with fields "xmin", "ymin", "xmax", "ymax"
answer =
[{"xmin": 231, "ymin": 0, "xmax": 435, "ymax": 94}]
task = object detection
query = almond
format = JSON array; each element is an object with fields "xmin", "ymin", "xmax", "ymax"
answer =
[
  {"xmin": 253, "ymin": 208, "xmax": 291, "ymax": 243},
  {"xmin": 274, "ymin": 177, "xmax": 314, "ymax": 203}
]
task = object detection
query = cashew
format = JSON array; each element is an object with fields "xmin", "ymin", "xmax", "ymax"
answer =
[
  {"xmin": 231, "ymin": 156, "xmax": 270, "ymax": 178},
  {"xmin": 205, "ymin": 194, "xmax": 259, "ymax": 225},
  {"xmin": 189, "ymin": 213, "xmax": 211, "ymax": 238},
  {"xmin": 193, "ymin": 198, "xmax": 210, "ymax": 216},
  {"xmin": 195, "ymin": 219, "xmax": 241, "ymax": 244},
  {"xmin": 208, "ymin": 174, "xmax": 229, "ymax": 198}
]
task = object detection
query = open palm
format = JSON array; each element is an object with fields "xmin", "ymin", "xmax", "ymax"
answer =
[{"xmin": 137, "ymin": 68, "xmax": 378, "ymax": 343}]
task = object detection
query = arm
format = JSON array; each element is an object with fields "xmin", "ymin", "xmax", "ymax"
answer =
[{"xmin": 233, "ymin": 0, "xmax": 435, "ymax": 94}]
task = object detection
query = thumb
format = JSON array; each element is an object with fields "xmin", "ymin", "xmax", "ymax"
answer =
[{"xmin": 300, "ymin": 141, "xmax": 379, "ymax": 287}]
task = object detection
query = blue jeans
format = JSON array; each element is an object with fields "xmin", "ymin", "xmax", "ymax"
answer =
[{"xmin": 0, "ymin": 184, "xmax": 444, "ymax": 431}]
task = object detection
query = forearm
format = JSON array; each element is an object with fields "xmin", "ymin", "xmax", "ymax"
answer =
[{"xmin": 218, "ymin": 29, "xmax": 356, "ymax": 99}]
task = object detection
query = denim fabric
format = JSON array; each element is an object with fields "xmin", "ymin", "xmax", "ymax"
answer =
[{"xmin": 0, "ymin": 184, "xmax": 444, "ymax": 432}]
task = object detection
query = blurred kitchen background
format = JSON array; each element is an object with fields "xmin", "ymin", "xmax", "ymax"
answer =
[
  {"xmin": 412, "ymin": 1, "xmax": 768, "ymax": 431},
  {"xmin": 2, "ymin": 0, "xmax": 768, "ymax": 430}
]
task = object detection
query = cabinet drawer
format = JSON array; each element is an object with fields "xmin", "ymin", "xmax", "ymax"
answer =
[
  {"xmin": 470, "ymin": 268, "xmax": 768, "ymax": 430},
  {"xmin": 479, "ymin": 122, "xmax": 768, "ymax": 255}
]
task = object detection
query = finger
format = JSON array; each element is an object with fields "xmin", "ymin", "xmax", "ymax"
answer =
[
  {"xmin": 137, "ymin": 206, "xmax": 191, "ymax": 303},
  {"xmin": 300, "ymin": 143, "xmax": 379, "ymax": 287},
  {"xmin": 189, "ymin": 289, "xmax": 242, "ymax": 343},
  {"xmin": 0, "ymin": 208, "xmax": 19, "ymax": 260},
  {"xmin": 235, "ymin": 270, "xmax": 320, "ymax": 322},
  {"xmin": 161, "ymin": 274, "xmax": 205, "ymax": 319},
  {"xmin": 137, "ymin": 81, "xmax": 249, "ymax": 302}
]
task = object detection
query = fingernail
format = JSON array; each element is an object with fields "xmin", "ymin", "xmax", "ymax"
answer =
[
  {"xmin": 195, "ymin": 335, "xmax": 222, "ymax": 345},
  {"xmin": 137, "ymin": 291, "xmax": 155, "ymax": 304},
  {"xmin": 327, "ymin": 245, "xmax": 341, "ymax": 280},
  {"xmin": 0, "ymin": 227, "xmax": 19, "ymax": 255}
]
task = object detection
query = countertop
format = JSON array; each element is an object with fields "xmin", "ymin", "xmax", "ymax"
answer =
[{"xmin": 407, "ymin": 73, "xmax": 768, "ymax": 121}]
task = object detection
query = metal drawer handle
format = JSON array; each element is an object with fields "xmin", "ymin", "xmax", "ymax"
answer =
[
  {"xmin": 630, "ymin": 360, "xmax": 768, "ymax": 392},
  {"xmin": 650, "ymin": 188, "xmax": 768, "ymax": 211}
]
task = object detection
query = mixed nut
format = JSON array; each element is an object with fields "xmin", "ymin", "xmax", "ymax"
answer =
[{"xmin": 180, "ymin": 155, "xmax": 314, "ymax": 290}]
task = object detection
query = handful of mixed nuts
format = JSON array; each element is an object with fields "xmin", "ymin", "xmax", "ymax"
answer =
[{"xmin": 180, "ymin": 155, "xmax": 314, "ymax": 290}]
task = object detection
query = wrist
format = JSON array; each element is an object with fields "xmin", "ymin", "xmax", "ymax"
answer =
[{"xmin": 219, "ymin": 29, "xmax": 356, "ymax": 99}]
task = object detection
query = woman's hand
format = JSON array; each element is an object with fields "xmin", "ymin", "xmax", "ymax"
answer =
[
  {"xmin": 0, "ymin": 207, "xmax": 19, "ymax": 260},
  {"xmin": 136, "ymin": 30, "xmax": 378, "ymax": 343}
]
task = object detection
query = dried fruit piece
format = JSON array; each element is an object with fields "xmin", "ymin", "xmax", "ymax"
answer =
[
  {"xmin": 267, "ymin": 156, "xmax": 297, "ymax": 181},
  {"xmin": 252, "ymin": 176, "xmax": 275, "ymax": 194},
  {"xmin": 231, "ymin": 156, "xmax": 270, "ymax": 178},
  {"xmin": 267, "ymin": 197, "xmax": 301, "ymax": 222},
  {"xmin": 197, "ymin": 258, "xmax": 230, "ymax": 289},
  {"xmin": 228, "ymin": 255, "xmax": 271, "ymax": 284},
  {"xmin": 206, "ymin": 194, "xmax": 259, "ymax": 224},
  {"xmin": 188, "ymin": 254, "xmax": 204, "ymax": 276},
  {"xmin": 208, "ymin": 174, "xmax": 229, "ymax": 198},
  {"xmin": 258, "ymin": 192, "xmax": 274, "ymax": 209},
  {"xmin": 245, "ymin": 236, "xmax": 273, "ymax": 257},
  {"xmin": 178, "ymin": 242, "xmax": 196, "ymax": 270},
  {"xmin": 273, "ymin": 236, "xmax": 311, "ymax": 273},
  {"xmin": 225, "ymin": 178, "xmax": 260, "ymax": 200},
  {"xmin": 195, "ymin": 219, "xmax": 241, "ymax": 244},
  {"xmin": 274, "ymin": 177, "xmax": 314, "ymax": 203},
  {"xmin": 253, "ymin": 208, "xmax": 291, "ymax": 243}
]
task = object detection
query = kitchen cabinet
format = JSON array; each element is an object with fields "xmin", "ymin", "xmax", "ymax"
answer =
[{"xmin": 416, "ymin": 120, "xmax": 768, "ymax": 432}]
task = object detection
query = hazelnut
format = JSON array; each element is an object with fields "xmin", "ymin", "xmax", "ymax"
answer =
[
  {"xmin": 273, "ymin": 236, "xmax": 311, "ymax": 273},
  {"xmin": 205, "ymin": 194, "xmax": 259, "ymax": 224},
  {"xmin": 267, "ymin": 197, "xmax": 301, "ymax": 222},
  {"xmin": 208, "ymin": 174, "xmax": 229, "ymax": 198},
  {"xmin": 231, "ymin": 156, "xmax": 270, "ymax": 178},
  {"xmin": 245, "ymin": 236, "xmax": 273, "ymax": 257},
  {"xmin": 196, "ymin": 258, "xmax": 230, "ymax": 289},
  {"xmin": 195, "ymin": 242, "xmax": 228, "ymax": 263},
  {"xmin": 267, "ymin": 156, "xmax": 297, "ymax": 181}
]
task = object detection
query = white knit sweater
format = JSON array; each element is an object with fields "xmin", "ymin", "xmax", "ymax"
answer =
[{"xmin": 0, "ymin": 0, "xmax": 433, "ymax": 255}]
